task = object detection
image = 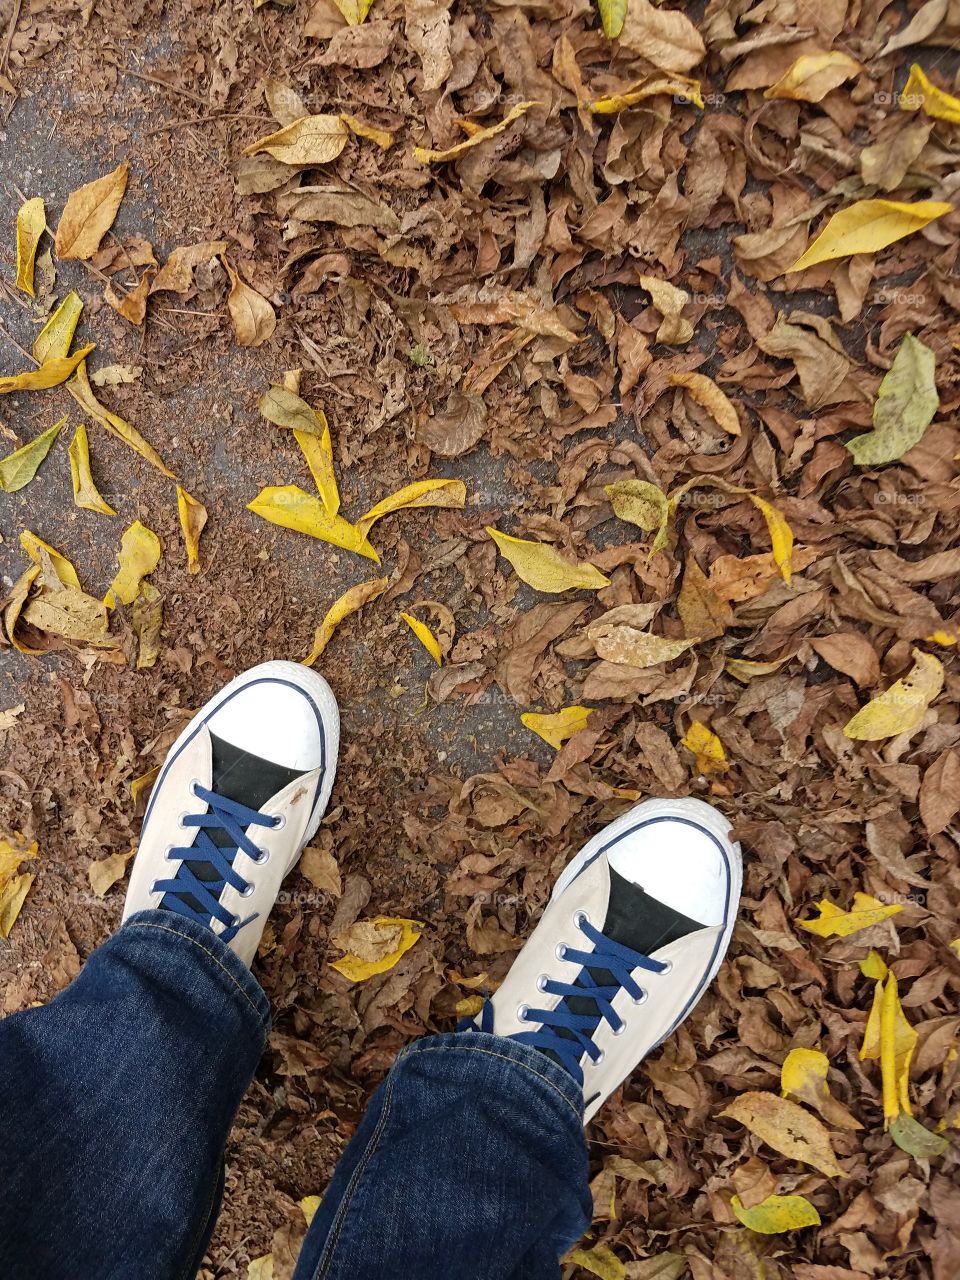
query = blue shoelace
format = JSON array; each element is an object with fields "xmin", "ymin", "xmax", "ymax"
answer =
[
  {"xmin": 151, "ymin": 783, "xmax": 280, "ymax": 941},
  {"xmin": 472, "ymin": 914, "xmax": 668, "ymax": 1086}
]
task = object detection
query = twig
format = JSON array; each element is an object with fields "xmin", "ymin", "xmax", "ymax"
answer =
[
  {"xmin": 112, "ymin": 64, "xmax": 210, "ymax": 107},
  {"xmin": 0, "ymin": 317, "xmax": 35, "ymax": 363},
  {"xmin": 0, "ymin": 0, "xmax": 22, "ymax": 80},
  {"xmin": 143, "ymin": 112, "xmax": 273, "ymax": 137}
]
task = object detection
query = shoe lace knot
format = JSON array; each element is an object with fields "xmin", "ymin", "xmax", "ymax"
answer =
[{"xmin": 150, "ymin": 783, "xmax": 280, "ymax": 941}]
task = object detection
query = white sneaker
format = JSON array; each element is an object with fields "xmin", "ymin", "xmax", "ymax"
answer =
[
  {"xmin": 123, "ymin": 661, "xmax": 340, "ymax": 965},
  {"xmin": 463, "ymin": 797, "xmax": 742, "ymax": 1123}
]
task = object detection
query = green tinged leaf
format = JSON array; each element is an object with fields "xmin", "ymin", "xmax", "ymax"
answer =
[
  {"xmin": 0, "ymin": 419, "xmax": 64, "ymax": 492},
  {"xmin": 889, "ymin": 1110, "xmax": 949, "ymax": 1158},
  {"xmin": 596, "ymin": 0, "xmax": 628, "ymax": 39},
  {"xmin": 847, "ymin": 334, "xmax": 938, "ymax": 465}
]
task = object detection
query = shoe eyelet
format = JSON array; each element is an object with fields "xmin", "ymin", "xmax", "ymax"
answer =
[
  {"xmin": 517, "ymin": 1003, "xmax": 529, "ymax": 1022},
  {"xmin": 240, "ymin": 883, "xmax": 255, "ymax": 898},
  {"xmin": 227, "ymin": 914, "xmax": 239, "ymax": 928},
  {"xmin": 189, "ymin": 779, "xmax": 202, "ymax": 798},
  {"xmin": 163, "ymin": 845, "xmax": 177, "ymax": 861},
  {"xmin": 272, "ymin": 814, "xmax": 286, "ymax": 831},
  {"xmin": 592, "ymin": 1049, "xmax": 605, "ymax": 1065},
  {"xmin": 612, "ymin": 1021, "xmax": 626, "ymax": 1036},
  {"xmin": 660, "ymin": 960, "xmax": 673, "ymax": 976},
  {"xmin": 254, "ymin": 849, "xmax": 270, "ymax": 865},
  {"xmin": 556, "ymin": 943, "xmax": 568, "ymax": 961},
  {"xmin": 633, "ymin": 989, "xmax": 647, "ymax": 1005},
  {"xmin": 177, "ymin": 812, "xmax": 189, "ymax": 828},
  {"xmin": 536, "ymin": 974, "xmax": 549, "ymax": 992},
  {"xmin": 573, "ymin": 910, "xmax": 589, "ymax": 929}
]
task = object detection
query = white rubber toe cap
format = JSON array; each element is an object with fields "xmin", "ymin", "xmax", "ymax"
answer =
[{"xmin": 205, "ymin": 663, "xmax": 338, "ymax": 772}]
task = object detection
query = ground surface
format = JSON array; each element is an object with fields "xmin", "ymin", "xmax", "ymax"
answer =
[{"xmin": 1, "ymin": 1, "xmax": 960, "ymax": 1277}]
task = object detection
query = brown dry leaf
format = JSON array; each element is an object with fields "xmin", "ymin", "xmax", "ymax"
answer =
[
  {"xmin": 720, "ymin": 1091, "xmax": 844, "ymax": 1177},
  {"xmin": 176, "ymin": 487, "xmax": 208, "ymax": 575},
  {"xmin": 88, "ymin": 848, "xmax": 135, "ymax": 897},
  {"xmin": 133, "ymin": 582, "xmax": 163, "ymax": 669},
  {"xmin": 414, "ymin": 391, "xmax": 487, "ymax": 457},
  {"xmin": 587, "ymin": 620, "xmax": 696, "ymax": 669},
  {"xmin": 414, "ymin": 101, "xmax": 539, "ymax": 164},
  {"xmin": 667, "ymin": 371, "xmax": 741, "ymax": 435},
  {"xmin": 617, "ymin": 0, "xmax": 705, "ymax": 72},
  {"xmin": 104, "ymin": 269, "xmax": 155, "ymax": 325},
  {"xmin": 405, "ymin": 0, "xmax": 452, "ymax": 92},
  {"xmin": 810, "ymin": 633, "xmax": 880, "ymax": 689},
  {"xmin": 300, "ymin": 846, "xmax": 342, "ymax": 897},
  {"xmin": 222, "ymin": 259, "xmax": 276, "ymax": 347},
  {"xmin": 55, "ymin": 162, "xmax": 129, "ymax": 260},
  {"xmin": 636, "ymin": 275, "xmax": 692, "ymax": 344},
  {"xmin": 243, "ymin": 115, "xmax": 349, "ymax": 165},
  {"xmin": 150, "ymin": 241, "xmax": 229, "ymax": 293}
]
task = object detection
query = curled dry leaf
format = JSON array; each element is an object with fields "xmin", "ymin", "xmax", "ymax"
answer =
[
  {"xmin": 222, "ymin": 258, "xmax": 276, "ymax": 347},
  {"xmin": 55, "ymin": 161, "xmax": 130, "ymax": 261},
  {"xmin": 67, "ymin": 424, "xmax": 115, "ymax": 514},
  {"xmin": 588, "ymin": 74, "xmax": 704, "ymax": 114},
  {"xmin": 842, "ymin": 648, "xmax": 943, "ymax": 739},
  {"xmin": 105, "ymin": 520, "xmax": 162, "ymax": 608},
  {"xmin": 243, "ymin": 114, "xmax": 349, "ymax": 165},
  {"xmin": 0, "ymin": 418, "xmax": 63, "ymax": 493},
  {"xmin": 88, "ymin": 848, "xmax": 136, "ymax": 897},
  {"xmin": 248, "ymin": 485, "xmax": 380, "ymax": 561},
  {"xmin": 521, "ymin": 706, "xmax": 593, "ymax": 749},
  {"xmin": 635, "ymin": 274, "xmax": 692, "ymax": 344},
  {"xmin": 105, "ymin": 269, "xmax": 156, "ymax": 325},
  {"xmin": 302, "ymin": 576, "xmax": 388, "ymax": 667},
  {"xmin": 764, "ymin": 52, "xmax": 863, "ymax": 103},
  {"xmin": 15, "ymin": 197, "xmax": 45, "ymax": 296},
  {"xmin": 150, "ymin": 240, "xmax": 229, "ymax": 293},
  {"xmin": 901, "ymin": 62, "xmax": 960, "ymax": 124},
  {"xmin": 413, "ymin": 101, "xmax": 539, "ymax": 163},
  {"xmin": 400, "ymin": 611, "xmax": 443, "ymax": 664},
  {"xmin": 330, "ymin": 916, "xmax": 423, "ymax": 981},
  {"xmin": 68, "ymin": 361, "xmax": 174, "ymax": 478},
  {"xmin": 789, "ymin": 199, "xmax": 952, "ymax": 272},
  {"xmin": 340, "ymin": 112, "xmax": 395, "ymax": 149},
  {"xmin": 0, "ymin": 345, "xmax": 95, "ymax": 395},
  {"xmin": 133, "ymin": 581, "xmax": 163, "ymax": 669},
  {"xmin": 487, "ymin": 527, "xmax": 610, "ymax": 593},
  {"xmin": 860, "ymin": 971, "xmax": 920, "ymax": 1130},
  {"xmin": 667, "ymin": 371, "xmax": 741, "ymax": 435},
  {"xmin": 356, "ymin": 478, "xmax": 466, "ymax": 539},
  {"xmin": 176, "ymin": 487, "xmax": 208, "ymax": 574}
]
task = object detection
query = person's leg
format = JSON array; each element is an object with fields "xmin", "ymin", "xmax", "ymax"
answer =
[
  {"xmin": 0, "ymin": 661, "xmax": 340, "ymax": 1280},
  {"xmin": 293, "ymin": 797, "xmax": 741, "ymax": 1280}
]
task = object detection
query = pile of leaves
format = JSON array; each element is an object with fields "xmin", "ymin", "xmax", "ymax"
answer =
[{"xmin": 2, "ymin": 0, "xmax": 960, "ymax": 1276}]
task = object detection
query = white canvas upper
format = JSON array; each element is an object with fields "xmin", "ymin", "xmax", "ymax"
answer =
[{"xmin": 123, "ymin": 661, "xmax": 340, "ymax": 966}]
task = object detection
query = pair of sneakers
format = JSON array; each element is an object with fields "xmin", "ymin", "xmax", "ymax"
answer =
[{"xmin": 124, "ymin": 662, "xmax": 741, "ymax": 1123}]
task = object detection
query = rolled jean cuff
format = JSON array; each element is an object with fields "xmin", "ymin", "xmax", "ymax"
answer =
[
  {"xmin": 398, "ymin": 1029, "xmax": 585, "ymax": 1123},
  {"xmin": 121, "ymin": 908, "xmax": 271, "ymax": 1036}
]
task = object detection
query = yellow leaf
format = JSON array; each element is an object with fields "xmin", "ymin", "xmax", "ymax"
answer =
[
  {"xmin": 299, "ymin": 1195, "xmax": 322, "ymax": 1226},
  {"xmin": 105, "ymin": 520, "xmax": 162, "ymax": 608},
  {"xmin": 55, "ymin": 162, "xmax": 130, "ymax": 261},
  {"xmin": 842, "ymin": 648, "xmax": 943, "ymax": 739},
  {"xmin": 680, "ymin": 720, "xmax": 728, "ymax": 774},
  {"xmin": 15, "ymin": 197, "xmax": 46, "ymax": 295},
  {"xmin": 667, "ymin": 371, "xmax": 741, "ymax": 435},
  {"xmin": 731, "ymin": 1193, "xmax": 821, "ymax": 1234},
  {"xmin": 243, "ymin": 114, "xmax": 349, "ymax": 165},
  {"xmin": 521, "ymin": 705, "xmax": 593, "ymax": 750},
  {"xmin": 260, "ymin": 385, "xmax": 325, "ymax": 434},
  {"xmin": 0, "ymin": 419, "xmax": 63, "ymax": 492},
  {"xmin": 130, "ymin": 766, "xmax": 160, "ymax": 804},
  {"xmin": 133, "ymin": 580, "xmax": 163, "ymax": 669},
  {"xmin": 487, "ymin": 527, "xmax": 610, "ymax": 593},
  {"xmin": 589, "ymin": 75, "xmax": 703, "ymax": 113},
  {"xmin": 860, "ymin": 972, "xmax": 918, "ymax": 1124},
  {"xmin": 669, "ymin": 477, "xmax": 794, "ymax": 584},
  {"xmin": 332, "ymin": 0, "xmax": 373, "ymax": 23},
  {"xmin": 0, "ymin": 833, "xmax": 36, "ymax": 890},
  {"xmin": 357, "ymin": 478, "xmax": 466, "ymax": 539},
  {"xmin": 764, "ymin": 51, "xmax": 862, "ymax": 103},
  {"xmin": 781, "ymin": 1047, "xmax": 862, "ymax": 1130},
  {"xmin": 400, "ymin": 611, "xmax": 443, "ymax": 664},
  {"xmin": 0, "ymin": 345, "xmax": 95, "ymax": 395},
  {"xmin": 68, "ymin": 424, "xmax": 116, "ymax": 515},
  {"xmin": 568, "ymin": 1243, "xmax": 625, "ymax": 1279},
  {"xmin": 860, "ymin": 949, "xmax": 888, "ymax": 980},
  {"xmin": 303, "ymin": 577, "xmax": 388, "ymax": 666},
  {"xmin": 596, "ymin": 0, "xmax": 627, "ymax": 41},
  {"xmin": 247, "ymin": 1256, "xmax": 274, "ymax": 1280},
  {"xmin": 456, "ymin": 994, "xmax": 486, "ymax": 1019},
  {"xmin": 3, "ymin": 564, "xmax": 41, "ymax": 653},
  {"xmin": 901, "ymin": 63, "xmax": 960, "ymax": 125},
  {"xmin": 295, "ymin": 426, "xmax": 340, "ymax": 517},
  {"xmin": 0, "ymin": 872, "xmax": 35, "ymax": 938},
  {"xmin": 798, "ymin": 891, "xmax": 901, "ymax": 939},
  {"xmin": 414, "ymin": 101, "xmax": 539, "ymax": 163},
  {"xmin": 23, "ymin": 588, "xmax": 116, "ymax": 646},
  {"xmin": 248, "ymin": 485, "xmax": 380, "ymax": 561},
  {"xmin": 67, "ymin": 361, "xmax": 174, "ymax": 478},
  {"xmin": 588, "ymin": 622, "xmax": 697, "ymax": 668},
  {"xmin": 720, "ymin": 1091, "xmax": 844, "ymax": 1177},
  {"xmin": 222, "ymin": 259, "xmax": 276, "ymax": 348},
  {"xmin": 635, "ymin": 273, "xmax": 692, "ymax": 344},
  {"xmin": 33, "ymin": 291, "xmax": 83, "ymax": 363},
  {"xmin": 340, "ymin": 112, "xmax": 394, "ymax": 149},
  {"xmin": 789, "ymin": 199, "xmax": 952, "ymax": 272},
  {"xmin": 950, "ymin": 938, "xmax": 960, "ymax": 960},
  {"xmin": 20, "ymin": 529, "xmax": 81, "ymax": 588},
  {"xmin": 604, "ymin": 479, "xmax": 670, "ymax": 553},
  {"xmin": 88, "ymin": 848, "xmax": 135, "ymax": 897},
  {"xmin": 331, "ymin": 916, "xmax": 423, "ymax": 981},
  {"xmin": 176, "ymin": 487, "xmax": 207, "ymax": 574}
]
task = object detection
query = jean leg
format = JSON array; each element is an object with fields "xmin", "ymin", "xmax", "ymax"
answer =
[
  {"xmin": 0, "ymin": 909, "xmax": 270, "ymax": 1280},
  {"xmin": 292, "ymin": 1032, "xmax": 592, "ymax": 1280}
]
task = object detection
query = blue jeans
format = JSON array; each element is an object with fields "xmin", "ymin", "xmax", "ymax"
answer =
[{"xmin": 0, "ymin": 911, "xmax": 591, "ymax": 1279}]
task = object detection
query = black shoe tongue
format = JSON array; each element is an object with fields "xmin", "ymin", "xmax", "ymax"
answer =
[{"xmin": 160, "ymin": 734, "xmax": 304, "ymax": 917}]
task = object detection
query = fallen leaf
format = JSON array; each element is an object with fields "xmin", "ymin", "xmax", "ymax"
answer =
[
  {"xmin": 731, "ymin": 1193, "xmax": 821, "ymax": 1234},
  {"xmin": 23, "ymin": 589, "xmax": 115, "ymax": 647},
  {"xmin": 670, "ymin": 478, "xmax": 794, "ymax": 584},
  {"xmin": 247, "ymin": 1257, "xmax": 273, "ymax": 1280},
  {"xmin": 15, "ymin": 197, "xmax": 46, "ymax": 295},
  {"xmin": 405, "ymin": 0, "xmax": 452, "ymax": 91},
  {"xmin": 588, "ymin": 622, "xmax": 697, "ymax": 668},
  {"xmin": 846, "ymin": 334, "xmax": 939, "ymax": 466},
  {"xmin": 105, "ymin": 520, "xmax": 162, "ymax": 608},
  {"xmin": 889, "ymin": 1110, "xmax": 949, "ymax": 1158},
  {"xmin": 400, "ymin": 611, "xmax": 443, "ymax": 664},
  {"xmin": 618, "ymin": 0, "xmax": 705, "ymax": 73},
  {"xmin": 636, "ymin": 274, "xmax": 692, "ymax": 344},
  {"xmin": 0, "ymin": 418, "xmax": 63, "ymax": 492},
  {"xmin": 90, "ymin": 364, "xmax": 143, "ymax": 387},
  {"xmin": 33, "ymin": 291, "xmax": 83, "ymax": 363},
  {"xmin": 55, "ymin": 162, "xmax": 130, "ymax": 260},
  {"xmin": 415, "ymin": 390, "xmax": 487, "ymax": 457},
  {"xmin": 667, "ymin": 371, "xmax": 741, "ymax": 435},
  {"xmin": 248, "ymin": 485, "xmax": 380, "ymax": 561},
  {"xmin": 764, "ymin": 52, "xmax": 862, "ymax": 103},
  {"xmin": 333, "ymin": 0, "xmax": 374, "ymax": 22},
  {"xmin": 300, "ymin": 846, "xmax": 342, "ymax": 896},
  {"xmin": 340, "ymin": 112, "xmax": 394, "ymax": 149},
  {"xmin": 243, "ymin": 115, "xmax": 349, "ymax": 165},
  {"xmin": 88, "ymin": 848, "xmax": 135, "ymax": 896},
  {"xmin": 414, "ymin": 101, "xmax": 539, "ymax": 163},
  {"xmin": 720, "ymin": 1092, "xmax": 844, "ymax": 1177},
  {"xmin": 130, "ymin": 767, "xmax": 159, "ymax": 804},
  {"xmin": 0, "ymin": 345, "xmax": 95, "ymax": 395},
  {"xmin": 798, "ymin": 891, "xmax": 902, "ymax": 938},
  {"xmin": 174, "ymin": 487, "xmax": 206, "ymax": 575},
  {"xmin": 20, "ymin": 529, "xmax": 81, "ymax": 587},
  {"xmin": 790, "ymin": 199, "xmax": 952, "ymax": 272},
  {"xmin": 680, "ymin": 720, "xmax": 728, "ymax": 774},
  {"xmin": 521, "ymin": 706, "xmax": 593, "ymax": 749},
  {"xmin": 809, "ymin": 633, "xmax": 879, "ymax": 689},
  {"xmin": 0, "ymin": 872, "xmax": 34, "ymax": 938},
  {"xmin": 303, "ymin": 576, "xmax": 388, "ymax": 666},
  {"xmin": 67, "ymin": 361, "xmax": 174, "ymax": 478},
  {"xmin": 781, "ymin": 1047, "xmax": 862, "ymax": 1130},
  {"xmin": 596, "ymin": 0, "xmax": 627, "ymax": 40},
  {"xmin": 133, "ymin": 581, "xmax": 163, "ymax": 668},
  {"xmin": 860, "ymin": 971, "xmax": 918, "ymax": 1127},
  {"xmin": 568, "ymin": 1243, "xmax": 625, "ymax": 1279},
  {"xmin": 901, "ymin": 62, "xmax": 960, "ymax": 125},
  {"xmin": 104, "ymin": 269, "xmax": 155, "ymax": 325},
  {"xmin": 331, "ymin": 915, "xmax": 423, "ymax": 981},
  {"xmin": 222, "ymin": 259, "xmax": 276, "ymax": 347},
  {"xmin": 589, "ymin": 75, "xmax": 703, "ymax": 113},
  {"xmin": 487, "ymin": 527, "xmax": 610, "ymax": 593},
  {"xmin": 0, "ymin": 705, "xmax": 24, "ymax": 731},
  {"xmin": 842, "ymin": 648, "xmax": 943, "ymax": 739},
  {"xmin": 357, "ymin": 478, "xmax": 466, "ymax": 539},
  {"xmin": 605, "ymin": 479, "xmax": 670, "ymax": 554},
  {"xmin": 260, "ymin": 385, "xmax": 326, "ymax": 434},
  {"xmin": 264, "ymin": 78, "xmax": 307, "ymax": 126},
  {"xmin": 150, "ymin": 240, "xmax": 229, "ymax": 293},
  {"xmin": 66, "ymin": 424, "xmax": 116, "ymax": 516}
]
